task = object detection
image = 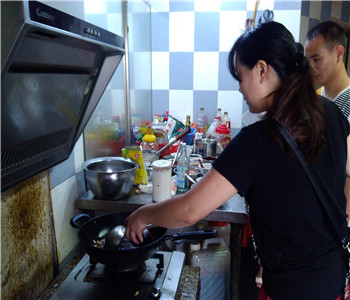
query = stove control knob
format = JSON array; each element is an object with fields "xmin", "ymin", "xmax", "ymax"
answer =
[{"xmin": 150, "ymin": 286, "xmax": 161, "ymax": 299}]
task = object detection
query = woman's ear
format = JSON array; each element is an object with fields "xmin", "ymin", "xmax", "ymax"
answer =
[{"xmin": 256, "ymin": 60, "xmax": 268, "ymax": 83}]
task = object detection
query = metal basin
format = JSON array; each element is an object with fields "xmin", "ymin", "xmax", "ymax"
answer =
[{"xmin": 82, "ymin": 157, "xmax": 137, "ymax": 200}]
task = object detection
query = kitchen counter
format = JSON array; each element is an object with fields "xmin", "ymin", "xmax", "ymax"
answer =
[
  {"xmin": 76, "ymin": 189, "xmax": 248, "ymax": 224},
  {"xmin": 75, "ymin": 189, "xmax": 248, "ymax": 300}
]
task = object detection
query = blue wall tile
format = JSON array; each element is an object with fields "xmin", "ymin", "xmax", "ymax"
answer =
[
  {"xmin": 308, "ymin": 18, "xmax": 320, "ymax": 31},
  {"xmin": 193, "ymin": 91, "xmax": 218, "ymax": 124},
  {"xmin": 151, "ymin": 12, "xmax": 169, "ymax": 51},
  {"xmin": 341, "ymin": 1, "xmax": 350, "ymax": 23},
  {"xmin": 218, "ymin": 52, "xmax": 239, "ymax": 91},
  {"xmin": 152, "ymin": 90, "xmax": 169, "ymax": 115},
  {"xmin": 76, "ymin": 170, "xmax": 87, "ymax": 197},
  {"xmin": 301, "ymin": 1, "xmax": 309, "ymax": 17},
  {"xmin": 320, "ymin": 1, "xmax": 332, "ymax": 21},
  {"xmin": 106, "ymin": 2, "xmax": 121, "ymax": 13},
  {"xmin": 274, "ymin": 1, "xmax": 301, "ymax": 10},
  {"xmin": 221, "ymin": 2, "xmax": 247, "ymax": 11},
  {"xmin": 49, "ymin": 152, "xmax": 75, "ymax": 189},
  {"xmin": 194, "ymin": 12, "xmax": 220, "ymax": 52},
  {"xmin": 169, "ymin": 52, "xmax": 194, "ymax": 90},
  {"xmin": 169, "ymin": 1, "xmax": 194, "ymax": 12},
  {"xmin": 85, "ymin": 14, "xmax": 108, "ymax": 31}
]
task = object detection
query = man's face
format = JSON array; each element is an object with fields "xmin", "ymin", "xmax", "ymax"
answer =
[{"xmin": 304, "ymin": 35, "xmax": 339, "ymax": 86}]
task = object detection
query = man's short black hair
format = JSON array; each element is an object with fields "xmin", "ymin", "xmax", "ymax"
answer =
[{"xmin": 306, "ymin": 20, "xmax": 346, "ymax": 50}]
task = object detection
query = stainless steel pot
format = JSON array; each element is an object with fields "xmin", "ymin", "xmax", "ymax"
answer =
[
  {"xmin": 195, "ymin": 138, "xmax": 217, "ymax": 157},
  {"xmin": 82, "ymin": 157, "xmax": 137, "ymax": 200}
]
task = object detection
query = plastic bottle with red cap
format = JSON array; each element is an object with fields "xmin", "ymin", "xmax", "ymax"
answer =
[{"xmin": 213, "ymin": 123, "xmax": 231, "ymax": 150}]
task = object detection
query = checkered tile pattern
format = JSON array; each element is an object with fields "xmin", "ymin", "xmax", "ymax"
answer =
[
  {"xmin": 150, "ymin": 0, "xmax": 302, "ymax": 134},
  {"xmin": 299, "ymin": 1, "xmax": 350, "ymax": 45},
  {"xmin": 84, "ymin": 0, "xmax": 312, "ymax": 136}
]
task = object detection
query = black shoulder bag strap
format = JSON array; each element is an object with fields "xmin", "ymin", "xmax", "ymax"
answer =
[{"xmin": 268, "ymin": 118, "xmax": 350, "ymax": 298}]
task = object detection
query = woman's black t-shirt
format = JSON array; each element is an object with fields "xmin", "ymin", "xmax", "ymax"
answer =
[{"xmin": 213, "ymin": 98, "xmax": 349, "ymax": 300}]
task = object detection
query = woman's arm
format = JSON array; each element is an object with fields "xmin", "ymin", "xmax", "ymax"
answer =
[{"xmin": 125, "ymin": 168, "xmax": 238, "ymax": 244}]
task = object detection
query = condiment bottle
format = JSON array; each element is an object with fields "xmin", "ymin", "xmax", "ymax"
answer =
[
  {"xmin": 222, "ymin": 112, "xmax": 231, "ymax": 129},
  {"xmin": 152, "ymin": 160, "xmax": 172, "ymax": 202},
  {"xmin": 176, "ymin": 142, "xmax": 190, "ymax": 193},
  {"xmin": 132, "ymin": 125, "xmax": 143, "ymax": 142},
  {"xmin": 196, "ymin": 107, "xmax": 207, "ymax": 135}
]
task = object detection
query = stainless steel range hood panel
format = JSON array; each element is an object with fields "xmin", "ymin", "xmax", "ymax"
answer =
[{"xmin": 1, "ymin": 1, "xmax": 125, "ymax": 191}]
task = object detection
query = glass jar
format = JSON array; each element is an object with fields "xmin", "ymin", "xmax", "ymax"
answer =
[{"xmin": 141, "ymin": 134, "xmax": 159, "ymax": 151}]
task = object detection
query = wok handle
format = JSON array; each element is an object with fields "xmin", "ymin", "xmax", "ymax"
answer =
[
  {"xmin": 70, "ymin": 214, "xmax": 92, "ymax": 229},
  {"xmin": 169, "ymin": 229, "xmax": 218, "ymax": 241}
]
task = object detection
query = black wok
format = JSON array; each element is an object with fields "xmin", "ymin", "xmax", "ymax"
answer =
[{"xmin": 70, "ymin": 212, "xmax": 217, "ymax": 268}]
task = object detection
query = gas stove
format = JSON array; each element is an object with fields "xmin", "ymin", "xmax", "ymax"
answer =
[{"xmin": 50, "ymin": 251, "xmax": 185, "ymax": 300}]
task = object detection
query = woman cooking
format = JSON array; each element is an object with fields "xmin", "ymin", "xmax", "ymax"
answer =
[{"xmin": 125, "ymin": 21, "xmax": 350, "ymax": 300}]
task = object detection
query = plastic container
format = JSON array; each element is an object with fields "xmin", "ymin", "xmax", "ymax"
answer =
[
  {"xmin": 153, "ymin": 126, "xmax": 170, "ymax": 158},
  {"xmin": 212, "ymin": 124, "xmax": 231, "ymax": 150},
  {"xmin": 196, "ymin": 107, "xmax": 208, "ymax": 135},
  {"xmin": 207, "ymin": 221, "xmax": 231, "ymax": 249},
  {"xmin": 141, "ymin": 134, "xmax": 159, "ymax": 151},
  {"xmin": 152, "ymin": 160, "xmax": 172, "ymax": 203},
  {"xmin": 182, "ymin": 127, "xmax": 197, "ymax": 145},
  {"xmin": 206, "ymin": 117, "xmax": 220, "ymax": 138},
  {"xmin": 190, "ymin": 237, "xmax": 230, "ymax": 300}
]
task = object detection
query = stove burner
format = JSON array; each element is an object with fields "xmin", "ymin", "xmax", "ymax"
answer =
[
  {"xmin": 84, "ymin": 253, "xmax": 164, "ymax": 284},
  {"xmin": 51, "ymin": 251, "xmax": 185, "ymax": 300},
  {"xmin": 104, "ymin": 262, "xmax": 146, "ymax": 279}
]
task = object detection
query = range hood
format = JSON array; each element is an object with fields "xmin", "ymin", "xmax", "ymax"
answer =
[{"xmin": 1, "ymin": 1, "xmax": 125, "ymax": 191}]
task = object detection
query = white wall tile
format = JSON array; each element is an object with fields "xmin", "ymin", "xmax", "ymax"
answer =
[
  {"xmin": 299, "ymin": 15, "xmax": 310, "ymax": 45},
  {"xmin": 134, "ymin": 52, "xmax": 152, "ymax": 89},
  {"xmin": 193, "ymin": 52, "xmax": 219, "ymax": 90},
  {"xmin": 218, "ymin": 91, "xmax": 243, "ymax": 128},
  {"xmin": 152, "ymin": 52, "xmax": 170, "ymax": 89},
  {"xmin": 51, "ymin": 176, "xmax": 79, "ymax": 264},
  {"xmin": 331, "ymin": 1, "xmax": 342, "ymax": 21},
  {"xmin": 169, "ymin": 12, "xmax": 195, "ymax": 52},
  {"xmin": 84, "ymin": 0, "xmax": 107, "ymax": 14},
  {"xmin": 219, "ymin": 11, "xmax": 247, "ymax": 52},
  {"xmin": 73, "ymin": 135, "xmax": 84, "ymax": 173},
  {"xmin": 273, "ymin": 10, "xmax": 301, "ymax": 41},
  {"xmin": 150, "ymin": 0, "xmax": 169, "ymax": 12},
  {"xmin": 247, "ymin": 0, "xmax": 258, "ymax": 11},
  {"xmin": 309, "ymin": 1, "xmax": 321, "ymax": 20},
  {"xmin": 260, "ymin": 0, "xmax": 274, "ymax": 10},
  {"xmin": 194, "ymin": 0, "xmax": 221, "ymax": 12},
  {"xmin": 169, "ymin": 90, "xmax": 194, "ymax": 123}
]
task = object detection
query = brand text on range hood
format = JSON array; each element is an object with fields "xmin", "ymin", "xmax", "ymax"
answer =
[{"xmin": 1, "ymin": 1, "xmax": 125, "ymax": 191}]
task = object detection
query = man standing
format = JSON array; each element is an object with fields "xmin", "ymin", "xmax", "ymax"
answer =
[
  {"xmin": 305, "ymin": 20, "xmax": 350, "ymax": 221},
  {"xmin": 305, "ymin": 20, "xmax": 350, "ymax": 119}
]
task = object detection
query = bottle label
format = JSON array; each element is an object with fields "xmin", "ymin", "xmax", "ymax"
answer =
[
  {"xmin": 176, "ymin": 166, "xmax": 188, "ymax": 189},
  {"xmin": 197, "ymin": 127, "xmax": 206, "ymax": 134},
  {"xmin": 220, "ymin": 136, "xmax": 231, "ymax": 150}
]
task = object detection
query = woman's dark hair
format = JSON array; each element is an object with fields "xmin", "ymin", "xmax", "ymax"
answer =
[{"xmin": 228, "ymin": 21, "xmax": 325, "ymax": 162}]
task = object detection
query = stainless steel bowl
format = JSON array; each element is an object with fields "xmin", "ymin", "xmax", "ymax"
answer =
[{"xmin": 82, "ymin": 157, "xmax": 137, "ymax": 200}]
